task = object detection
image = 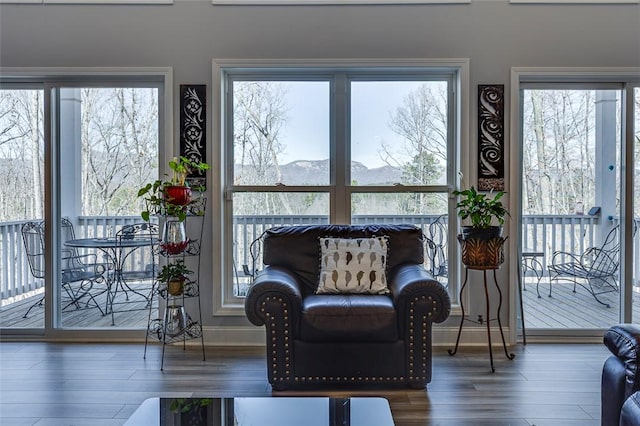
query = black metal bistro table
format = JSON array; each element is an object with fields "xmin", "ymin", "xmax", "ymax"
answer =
[{"xmin": 65, "ymin": 237, "xmax": 157, "ymax": 325}]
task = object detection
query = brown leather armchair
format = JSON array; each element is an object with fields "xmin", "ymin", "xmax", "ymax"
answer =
[{"xmin": 244, "ymin": 224, "xmax": 451, "ymax": 390}]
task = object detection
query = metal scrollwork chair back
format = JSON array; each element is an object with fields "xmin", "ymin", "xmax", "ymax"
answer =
[
  {"xmin": 113, "ymin": 222, "xmax": 159, "ymax": 306},
  {"xmin": 424, "ymin": 214, "xmax": 449, "ymax": 285},
  {"xmin": 21, "ymin": 219, "xmax": 105, "ymax": 318},
  {"xmin": 548, "ymin": 223, "xmax": 637, "ymax": 308}
]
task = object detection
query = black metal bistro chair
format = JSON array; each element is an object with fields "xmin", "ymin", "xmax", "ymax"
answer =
[
  {"xmin": 425, "ymin": 214, "xmax": 448, "ymax": 285},
  {"xmin": 548, "ymin": 223, "xmax": 637, "ymax": 308},
  {"xmin": 112, "ymin": 223, "xmax": 158, "ymax": 297},
  {"xmin": 21, "ymin": 220, "xmax": 105, "ymax": 318}
]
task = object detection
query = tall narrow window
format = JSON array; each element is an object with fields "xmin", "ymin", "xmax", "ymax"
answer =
[
  {"xmin": 631, "ymin": 86, "xmax": 640, "ymax": 324},
  {"xmin": 0, "ymin": 86, "xmax": 45, "ymax": 329},
  {"xmin": 57, "ymin": 86, "xmax": 160, "ymax": 328},
  {"xmin": 520, "ymin": 85, "xmax": 623, "ymax": 331}
]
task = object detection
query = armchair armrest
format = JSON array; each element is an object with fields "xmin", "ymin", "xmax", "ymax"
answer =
[
  {"xmin": 389, "ymin": 263, "xmax": 450, "ymax": 387},
  {"xmin": 244, "ymin": 266, "xmax": 303, "ymax": 388},
  {"xmin": 389, "ymin": 263, "xmax": 451, "ymax": 324},
  {"xmin": 244, "ymin": 266, "xmax": 303, "ymax": 331},
  {"xmin": 604, "ymin": 324, "xmax": 640, "ymax": 397}
]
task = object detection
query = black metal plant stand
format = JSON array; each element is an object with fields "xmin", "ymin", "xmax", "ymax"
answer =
[{"xmin": 448, "ymin": 264, "xmax": 516, "ymax": 372}]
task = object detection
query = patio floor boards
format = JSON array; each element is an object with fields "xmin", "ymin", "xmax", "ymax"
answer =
[
  {"xmin": 1, "ymin": 277, "xmax": 634, "ymax": 330},
  {"xmin": 0, "ymin": 286, "xmax": 157, "ymax": 329},
  {"xmin": 522, "ymin": 277, "xmax": 636, "ymax": 329}
]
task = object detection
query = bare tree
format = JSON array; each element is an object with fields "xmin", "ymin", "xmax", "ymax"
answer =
[
  {"xmin": 233, "ymin": 82, "xmax": 292, "ymax": 215},
  {"xmin": 523, "ymin": 90, "xmax": 595, "ymax": 214},
  {"xmin": 81, "ymin": 88, "xmax": 158, "ymax": 216},
  {"xmin": 382, "ymin": 83, "xmax": 447, "ymax": 214},
  {"xmin": 386, "ymin": 83, "xmax": 448, "ymax": 168},
  {"xmin": 0, "ymin": 90, "xmax": 43, "ymax": 221}
]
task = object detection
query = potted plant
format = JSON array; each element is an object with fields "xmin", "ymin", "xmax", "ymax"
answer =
[
  {"xmin": 169, "ymin": 398, "xmax": 212, "ymax": 426},
  {"xmin": 157, "ymin": 259, "xmax": 193, "ymax": 296},
  {"xmin": 453, "ymin": 185, "xmax": 509, "ymax": 240},
  {"xmin": 164, "ymin": 156, "xmax": 210, "ymax": 206},
  {"xmin": 137, "ymin": 156, "xmax": 209, "ymax": 222},
  {"xmin": 453, "ymin": 186, "xmax": 509, "ymax": 268}
]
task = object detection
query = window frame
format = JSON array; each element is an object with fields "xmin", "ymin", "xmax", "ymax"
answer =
[
  {"xmin": 0, "ymin": 0, "xmax": 172, "ymax": 4},
  {"xmin": 213, "ymin": 58, "xmax": 469, "ymax": 315},
  {"xmin": 211, "ymin": 0, "xmax": 469, "ymax": 5}
]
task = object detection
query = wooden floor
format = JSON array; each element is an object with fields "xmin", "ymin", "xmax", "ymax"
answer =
[{"xmin": 0, "ymin": 341, "xmax": 608, "ymax": 425}]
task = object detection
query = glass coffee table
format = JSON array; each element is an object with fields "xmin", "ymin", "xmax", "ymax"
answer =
[{"xmin": 125, "ymin": 396, "xmax": 395, "ymax": 425}]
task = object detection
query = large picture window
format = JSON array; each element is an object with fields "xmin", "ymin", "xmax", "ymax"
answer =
[{"xmin": 217, "ymin": 61, "xmax": 466, "ymax": 313}]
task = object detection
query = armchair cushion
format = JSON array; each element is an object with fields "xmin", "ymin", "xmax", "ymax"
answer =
[
  {"xmin": 317, "ymin": 236, "xmax": 389, "ymax": 295},
  {"xmin": 261, "ymin": 224, "xmax": 424, "ymax": 294},
  {"xmin": 300, "ymin": 294, "xmax": 398, "ymax": 342}
]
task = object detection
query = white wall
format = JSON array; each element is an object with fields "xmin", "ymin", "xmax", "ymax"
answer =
[{"xmin": 1, "ymin": 0, "xmax": 639, "ymax": 341}]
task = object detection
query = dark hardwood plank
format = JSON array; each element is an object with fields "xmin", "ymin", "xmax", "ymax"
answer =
[{"xmin": 0, "ymin": 342, "xmax": 609, "ymax": 425}]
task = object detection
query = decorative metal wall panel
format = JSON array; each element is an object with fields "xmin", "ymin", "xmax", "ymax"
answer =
[
  {"xmin": 477, "ymin": 84, "xmax": 504, "ymax": 191},
  {"xmin": 180, "ymin": 84, "xmax": 207, "ymax": 189}
]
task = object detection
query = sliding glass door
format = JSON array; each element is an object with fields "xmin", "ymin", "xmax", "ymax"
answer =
[
  {"xmin": 0, "ymin": 85, "xmax": 45, "ymax": 329},
  {"xmin": 518, "ymin": 75, "xmax": 639, "ymax": 336},
  {"xmin": 56, "ymin": 86, "xmax": 160, "ymax": 328},
  {"xmin": 0, "ymin": 75, "xmax": 164, "ymax": 332},
  {"xmin": 631, "ymin": 86, "xmax": 640, "ymax": 324}
]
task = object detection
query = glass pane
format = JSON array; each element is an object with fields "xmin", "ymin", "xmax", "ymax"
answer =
[
  {"xmin": 232, "ymin": 191, "xmax": 329, "ymax": 297},
  {"xmin": 633, "ymin": 87, "xmax": 640, "ymax": 324},
  {"xmin": 0, "ymin": 88, "xmax": 45, "ymax": 329},
  {"xmin": 350, "ymin": 81, "xmax": 448, "ymax": 186},
  {"xmin": 59, "ymin": 87, "xmax": 159, "ymax": 328},
  {"xmin": 521, "ymin": 89, "xmax": 621, "ymax": 330},
  {"xmin": 351, "ymin": 192, "xmax": 449, "ymax": 288},
  {"xmin": 233, "ymin": 81, "xmax": 330, "ymax": 186}
]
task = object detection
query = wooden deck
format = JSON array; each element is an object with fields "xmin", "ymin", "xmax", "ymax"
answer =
[
  {"xmin": 0, "ymin": 284, "xmax": 157, "ymax": 329},
  {"xmin": 1, "ymin": 277, "xmax": 636, "ymax": 330},
  {"xmin": 521, "ymin": 276, "xmax": 637, "ymax": 329}
]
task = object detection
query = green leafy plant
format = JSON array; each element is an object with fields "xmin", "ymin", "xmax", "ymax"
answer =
[
  {"xmin": 137, "ymin": 156, "xmax": 209, "ymax": 222},
  {"xmin": 169, "ymin": 398, "xmax": 212, "ymax": 414},
  {"xmin": 168, "ymin": 156, "xmax": 210, "ymax": 187},
  {"xmin": 157, "ymin": 259, "xmax": 193, "ymax": 282},
  {"xmin": 453, "ymin": 186, "xmax": 509, "ymax": 229}
]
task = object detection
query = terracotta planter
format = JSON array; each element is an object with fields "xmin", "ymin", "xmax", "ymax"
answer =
[
  {"xmin": 164, "ymin": 185, "xmax": 192, "ymax": 206},
  {"xmin": 167, "ymin": 279, "xmax": 185, "ymax": 296}
]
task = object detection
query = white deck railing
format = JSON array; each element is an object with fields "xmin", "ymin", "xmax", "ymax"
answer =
[{"xmin": 2, "ymin": 215, "xmax": 639, "ymax": 303}]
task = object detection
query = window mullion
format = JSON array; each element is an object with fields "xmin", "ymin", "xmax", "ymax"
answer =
[{"xmin": 333, "ymin": 73, "xmax": 349, "ymax": 224}]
